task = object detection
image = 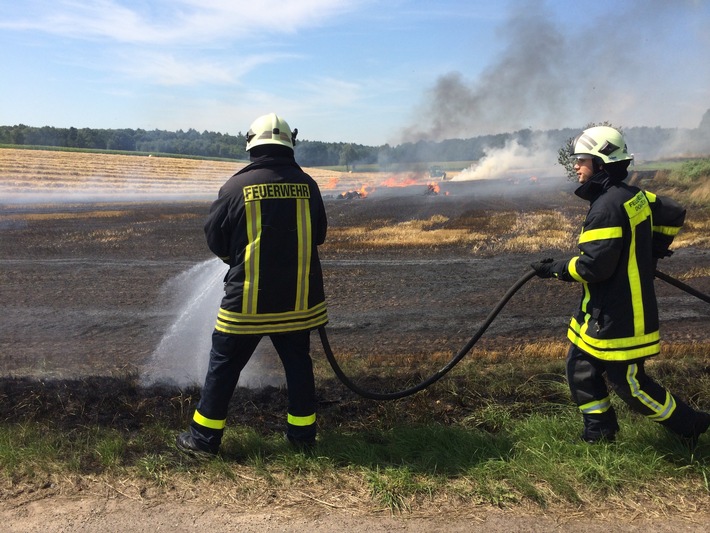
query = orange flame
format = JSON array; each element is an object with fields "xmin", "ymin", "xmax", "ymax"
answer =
[
  {"xmin": 338, "ymin": 183, "xmax": 374, "ymax": 199},
  {"xmin": 380, "ymin": 173, "xmax": 422, "ymax": 187},
  {"xmin": 323, "ymin": 176, "xmax": 339, "ymax": 190},
  {"xmin": 358, "ymin": 184, "xmax": 374, "ymax": 198},
  {"xmin": 426, "ymin": 182, "xmax": 440, "ymax": 195}
]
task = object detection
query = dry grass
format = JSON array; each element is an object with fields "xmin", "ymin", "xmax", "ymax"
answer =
[
  {"xmin": 675, "ymin": 216, "xmax": 710, "ymax": 248},
  {"xmin": 677, "ymin": 266, "xmax": 710, "ymax": 279},
  {"xmin": 328, "ymin": 210, "xmax": 578, "ymax": 254},
  {"xmin": 0, "ymin": 148, "xmax": 242, "ymax": 194},
  {"xmin": 1, "ymin": 210, "xmax": 131, "ymax": 221},
  {"xmin": 333, "ymin": 215, "xmax": 487, "ymax": 249},
  {"xmin": 0, "ymin": 147, "xmax": 356, "ymax": 198},
  {"xmin": 494, "ymin": 210, "xmax": 574, "ymax": 253}
]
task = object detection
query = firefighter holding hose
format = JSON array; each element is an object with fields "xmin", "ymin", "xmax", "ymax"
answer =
[
  {"xmin": 531, "ymin": 126, "xmax": 710, "ymax": 446},
  {"xmin": 177, "ymin": 113, "xmax": 328, "ymax": 458}
]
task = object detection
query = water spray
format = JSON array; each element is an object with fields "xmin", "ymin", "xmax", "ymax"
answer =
[{"xmin": 142, "ymin": 259, "xmax": 286, "ymax": 389}]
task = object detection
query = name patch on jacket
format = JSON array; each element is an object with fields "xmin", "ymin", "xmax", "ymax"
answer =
[
  {"xmin": 243, "ymin": 183, "xmax": 311, "ymax": 202},
  {"xmin": 624, "ymin": 191, "xmax": 649, "ymax": 217}
]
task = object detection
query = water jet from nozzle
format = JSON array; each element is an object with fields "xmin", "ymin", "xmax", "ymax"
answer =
[{"xmin": 141, "ymin": 258, "xmax": 285, "ymax": 389}]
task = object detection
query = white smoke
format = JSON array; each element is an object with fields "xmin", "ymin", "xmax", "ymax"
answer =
[{"xmin": 453, "ymin": 136, "xmax": 561, "ymax": 181}]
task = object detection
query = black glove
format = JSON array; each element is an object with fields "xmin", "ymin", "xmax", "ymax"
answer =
[{"xmin": 530, "ymin": 258, "xmax": 555, "ymax": 278}]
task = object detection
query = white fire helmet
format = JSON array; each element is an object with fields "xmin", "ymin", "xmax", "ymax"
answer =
[
  {"xmin": 571, "ymin": 126, "xmax": 633, "ymax": 164},
  {"xmin": 245, "ymin": 113, "xmax": 297, "ymax": 151}
]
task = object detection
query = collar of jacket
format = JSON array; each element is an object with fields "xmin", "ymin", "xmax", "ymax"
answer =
[
  {"xmin": 574, "ymin": 170, "xmax": 612, "ymax": 202},
  {"xmin": 238, "ymin": 153, "xmax": 301, "ymax": 174}
]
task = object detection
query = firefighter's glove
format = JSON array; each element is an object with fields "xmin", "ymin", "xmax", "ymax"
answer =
[{"xmin": 530, "ymin": 258, "xmax": 556, "ymax": 278}]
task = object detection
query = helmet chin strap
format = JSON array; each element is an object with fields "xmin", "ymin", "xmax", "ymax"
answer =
[{"xmin": 592, "ymin": 157, "xmax": 604, "ymax": 174}]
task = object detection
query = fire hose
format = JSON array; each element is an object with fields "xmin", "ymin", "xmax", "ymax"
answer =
[{"xmin": 318, "ymin": 268, "xmax": 710, "ymax": 401}]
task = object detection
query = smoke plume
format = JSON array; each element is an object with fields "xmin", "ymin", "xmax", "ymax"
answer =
[
  {"xmin": 453, "ymin": 135, "xmax": 560, "ymax": 181},
  {"xmin": 403, "ymin": 0, "xmax": 710, "ymax": 149}
]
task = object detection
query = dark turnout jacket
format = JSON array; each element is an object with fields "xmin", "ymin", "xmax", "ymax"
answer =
[
  {"xmin": 204, "ymin": 153, "xmax": 328, "ymax": 335},
  {"xmin": 549, "ymin": 172, "xmax": 685, "ymax": 361}
]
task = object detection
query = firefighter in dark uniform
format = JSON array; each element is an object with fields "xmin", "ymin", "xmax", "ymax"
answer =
[
  {"xmin": 177, "ymin": 113, "xmax": 328, "ymax": 458},
  {"xmin": 531, "ymin": 126, "xmax": 710, "ymax": 445}
]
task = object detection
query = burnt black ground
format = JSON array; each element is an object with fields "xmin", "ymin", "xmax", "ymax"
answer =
[
  {"xmin": 1, "ymin": 188, "xmax": 708, "ymax": 425},
  {"xmin": 1, "ymin": 189, "xmax": 709, "ymax": 380}
]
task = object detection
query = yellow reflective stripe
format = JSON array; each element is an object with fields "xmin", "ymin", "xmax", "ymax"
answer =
[
  {"xmin": 243, "ymin": 201, "xmax": 261, "ymax": 314},
  {"xmin": 295, "ymin": 198, "xmax": 312, "ymax": 312},
  {"xmin": 578, "ymin": 226, "xmax": 623, "ymax": 244},
  {"xmin": 567, "ymin": 329, "xmax": 659, "ymax": 360},
  {"xmin": 567, "ymin": 319, "xmax": 660, "ymax": 360},
  {"xmin": 218, "ymin": 301, "xmax": 327, "ymax": 322},
  {"xmin": 288, "ymin": 413, "xmax": 316, "ymax": 426},
  {"xmin": 215, "ymin": 302, "xmax": 328, "ymax": 335},
  {"xmin": 579, "ymin": 397, "xmax": 612, "ymax": 414},
  {"xmin": 193, "ymin": 410, "xmax": 226, "ymax": 430},
  {"xmin": 646, "ymin": 190, "xmax": 680, "ymax": 235},
  {"xmin": 580, "ymin": 281, "xmax": 591, "ymax": 314},
  {"xmin": 567, "ymin": 256, "xmax": 585, "ymax": 282},
  {"xmin": 626, "ymin": 364, "xmax": 676, "ymax": 421},
  {"xmin": 568, "ymin": 318, "xmax": 659, "ymax": 349},
  {"xmin": 216, "ymin": 315, "xmax": 328, "ymax": 335},
  {"xmin": 653, "ymin": 224, "xmax": 681, "ymax": 236},
  {"xmin": 647, "ymin": 393, "xmax": 676, "ymax": 421},
  {"xmin": 627, "ymin": 221, "xmax": 644, "ymax": 336},
  {"xmin": 624, "ymin": 192, "xmax": 652, "ymax": 337}
]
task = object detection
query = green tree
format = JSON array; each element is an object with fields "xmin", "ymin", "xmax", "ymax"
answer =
[{"xmin": 339, "ymin": 143, "xmax": 358, "ymax": 171}]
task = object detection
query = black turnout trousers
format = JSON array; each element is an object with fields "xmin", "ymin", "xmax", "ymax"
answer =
[
  {"xmin": 566, "ymin": 344, "xmax": 700, "ymax": 439},
  {"xmin": 190, "ymin": 330, "xmax": 317, "ymax": 451}
]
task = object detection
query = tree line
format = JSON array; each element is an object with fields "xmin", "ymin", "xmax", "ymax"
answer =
[
  {"xmin": 0, "ymin": 123, "xmax": 512, "ymax": 166},
  {"xmin": 0, "ymin": 125, "xmax": 249, "ymax": 160},
  {"xmin": 2, "ymin": 119, "xmax": 709, "ymax": 168}
]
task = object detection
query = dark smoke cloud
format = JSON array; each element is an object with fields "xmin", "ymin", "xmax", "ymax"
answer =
[{"xmin": 403, "ymin": 0, "xmax": 710, "ymax": 145}]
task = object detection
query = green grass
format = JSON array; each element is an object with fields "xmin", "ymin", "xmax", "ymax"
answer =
[
  {"xmin": 635, "ymin": 157, "xmax": 710, "ymax": 172},
  {"xmin": 1, "ymin": 354, "xmax": 709, "ymax": 513}
]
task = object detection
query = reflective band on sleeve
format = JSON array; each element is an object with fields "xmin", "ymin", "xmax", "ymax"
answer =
[
  {"xmin": 578, "ymin": 226, "xmax": 623, "ymax": 244},
  {"xmin": 287, "ymin": 413, "xmax": 316, "ymax": 426},
  {"xmin": 193, "ymin": 410, "xmax": 227, "ymax": 430},
  {"xmin": 567, "ymin": 256, "xmax": 585, "ymax": 282},
  {"xmin": 653, "ymin": 224, "xmax": 681, "ymax": 236}
]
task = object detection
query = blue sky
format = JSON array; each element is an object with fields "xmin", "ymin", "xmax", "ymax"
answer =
[{"xmin": 1, "ymin": 0, "xmax": 709, "ymax": 146}]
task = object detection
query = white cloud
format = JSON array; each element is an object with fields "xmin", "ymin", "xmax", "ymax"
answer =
[
  {"xmin": 1, "ymin": 0, "xmax": 364, "ymax": 44},
  {"xmin": 113, "ymin": 50, "xmax": 295, "ymax": 86}
]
